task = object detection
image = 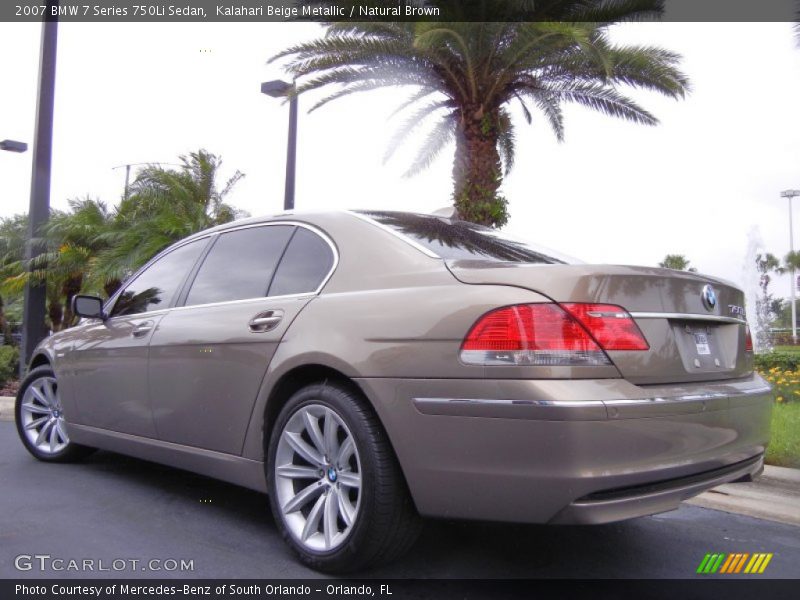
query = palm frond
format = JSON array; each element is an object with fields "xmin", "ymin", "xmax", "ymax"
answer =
[
  {"xmin": 566, "ymin": 0, "xmax": 665, "ymax": 23},
  {"xmin": 551, "ymin": 82, "xmax": 659, "ymax": 125},
  {"xmin": 308, "ymin": 81, "xmax": 393, "ymax": 113},
  {"xmin": 496, "ymin": 108, "xmax": 516, "ymax": 175},
  {"xmin": 513, "ymin": 92, "xmax": 533, "ymax": 125},
  {"xmin": 532, "ymin": 92, "xmax": 566, "ymax": 141},
  {"xmin": 384, "ymin": 100, "xmax": 453, "ymax": 163},
  {"xmin": 403, "ymin": 112, "xmax": 457, "ymax": 177},
  {"xmin": 389, "ymin": 87, "xmax": 440, "ymax": 117}
]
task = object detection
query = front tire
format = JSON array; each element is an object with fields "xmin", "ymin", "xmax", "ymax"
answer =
[
  {"xmin": 15, "ymin": 365, "xmax": 94, "ymax": 463},
  {"xmin": 267, "ymin": 382, "xmax": 421, "ymax": 573}
]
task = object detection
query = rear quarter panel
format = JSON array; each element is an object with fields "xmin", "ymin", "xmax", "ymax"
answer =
[{"xmin": 240, "ymin": 280, "xmax": 620, "ymax": 460}]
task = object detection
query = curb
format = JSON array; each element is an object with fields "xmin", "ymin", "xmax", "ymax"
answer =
[
  {"xmin": 0, "ymin": 396, "xmax": 13, "ymax": 422},
  {"xmin": 686, "ymin": 484, "xmax": 800, "ymax": 527},
  {"xmin": 685, "ymin": 465, "xmax": 800, "ymax": 527},
  {"xmin": 761, "ymin": 464, "xmax": 800, "ymax": 486}
]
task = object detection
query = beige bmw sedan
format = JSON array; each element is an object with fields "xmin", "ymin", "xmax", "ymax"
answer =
[{"xmin": 16, "ymin": 210, "xmax": 772, "ymax": 572}]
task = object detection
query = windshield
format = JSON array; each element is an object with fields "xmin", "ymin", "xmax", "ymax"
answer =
[{"xmin": 357, "ymin": 211, "xmax": 577, "ymax": 265}]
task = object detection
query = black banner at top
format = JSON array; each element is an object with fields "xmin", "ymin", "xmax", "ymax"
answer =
[{"xmin": 2, "ymin": 0, "xmax": 799, "ymax": 23}]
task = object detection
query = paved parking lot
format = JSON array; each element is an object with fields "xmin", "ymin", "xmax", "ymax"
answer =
[{"xmin": 0, "ymin": 421, "xmax": 798, "ymax": 579}]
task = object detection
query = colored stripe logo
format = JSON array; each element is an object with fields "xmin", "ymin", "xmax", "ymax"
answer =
[{"xmin": 696, "ymin": 552, "xmax": 773, "ymax": 574}]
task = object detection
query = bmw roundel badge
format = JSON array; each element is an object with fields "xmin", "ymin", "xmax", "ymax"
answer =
[{"xmin": 701, "ymin": 284, "xmax": 717, "ymax": 311}]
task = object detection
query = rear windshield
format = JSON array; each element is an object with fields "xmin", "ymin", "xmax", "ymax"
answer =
[{"xmin": 358, "ymin": 211, "xmax": 572, "ymax": 264}]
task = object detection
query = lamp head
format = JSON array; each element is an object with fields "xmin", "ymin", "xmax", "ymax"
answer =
[{"xmin": 261, "ymin": 80, "xmax": 293, "ymax": 98}]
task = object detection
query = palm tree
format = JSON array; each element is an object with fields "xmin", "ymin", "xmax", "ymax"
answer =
[
  {"xmin": 658, "ymin": 254, "xmax": 697, "ymax": 272},
  {"xmin": 0, "ymin": 215, "xmax": 28, "ymax": 344},
  {"xmin": 1, "ymin": 200, "xmax": 115, "ymax": 331},
  {"xmin": 795, "ymin": 2, "xmax": 799, "ymax": 46},
  {"xmin": 755, "ymin": 252, "xmax": 781, "ymax": 350},
  {"xmin": 1, "ymin": 150, "xmax": 246, "ymax": 333},
  {"xmin": 93, "ymin": 149, "xmax": 246, "ymax": 284},
  {"xmin": 271, "ymin": 0, "xmax": 689, "ymax": 227},
  {"xmin": 40, "ymin": 198, "xmax": 115, "ymax": 325}
]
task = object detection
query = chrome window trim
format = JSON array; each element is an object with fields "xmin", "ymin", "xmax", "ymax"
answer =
[
  {"xmin": 347, "ymin": 210, "xmax": 441, "ymax": 259},
  {"xmin": 169, "ymin": 292, "xmax": 316, "ymax": 313},
  {"xmin": 103, "ymin": 235, "xmax": 213, "ymax": 318},
  {"xmin": 629, "ymin": 312, "xmax": 747, "ymax": 325},
  {"xmin": 103, "ymin": 220, "xmax": 339, "ymax": 321}
]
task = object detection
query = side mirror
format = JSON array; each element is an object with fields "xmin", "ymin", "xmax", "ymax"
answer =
[{"xmin": 72, "ymin": 295, "xmax": 106, "ymax": 320}]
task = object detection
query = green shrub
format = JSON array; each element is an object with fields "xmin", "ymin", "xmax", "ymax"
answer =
[
  {"xmin": 0, "ymin": 345, "xmax": 19, "ymax": 388},
  {"xmin": 754, "ymin": 351, "xmax": 800, "ymax": 372}
]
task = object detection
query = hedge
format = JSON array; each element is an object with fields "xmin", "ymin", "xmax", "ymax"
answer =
[
  {"xmin": 0, "ymin": 345, "xmax": 18, "ymax": 388},
  {"xmin": 754, "ymin": 351, "xmax": 800, "ymax": 373}
]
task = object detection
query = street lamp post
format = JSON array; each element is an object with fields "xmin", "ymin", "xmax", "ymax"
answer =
[
  {"xmin": 781, "ymin": 189, "xmax": 800, "ymax": 343},
  {"xmin": 20, "ymin": 4, "xmax": 59, "ymax": 376},
  {"xmin": 261, "ymin": 79, "xmax": 297, "ymax": 211}
]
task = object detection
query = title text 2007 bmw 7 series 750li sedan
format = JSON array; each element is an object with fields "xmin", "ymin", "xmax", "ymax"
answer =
[{"xmin": 16, "ymin": 210, "xmax": 772, "ymax": 572}]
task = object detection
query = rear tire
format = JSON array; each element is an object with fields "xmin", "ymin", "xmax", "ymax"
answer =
[
  {"xmin": 15, "ymin": 365, "xmax": 95, "ymax": 463},
  {"xmin": 267, "ymin": 382, "xmax": 421, "ymax": 573}
]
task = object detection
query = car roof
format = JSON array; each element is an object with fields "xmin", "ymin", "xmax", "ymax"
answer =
[{"xmin": 179, "ymin": 209, "xmax": 359, "ymax": 241}]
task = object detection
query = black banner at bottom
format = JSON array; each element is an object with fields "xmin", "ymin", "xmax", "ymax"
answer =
[{"xmin": 3, "ymin": 579, "xmax": 799, "ymax": 600}]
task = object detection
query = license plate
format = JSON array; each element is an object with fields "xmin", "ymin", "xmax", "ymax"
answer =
[{"xmin": 693, "ymin": 332, "xmax": 711, "ymax": 355}]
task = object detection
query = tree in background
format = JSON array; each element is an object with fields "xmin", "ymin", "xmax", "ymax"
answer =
[
  {"xmin": 780, "ymin": 250, "xmax": 800, "ymax": 277},
  {"xmin": 271, "ymin": 1, "xmax": 689, "ymax": 227},
  {"xmin": 0, "ymin": 149, "xmax": 246, "ymax": 334},
  {"xmin": 0, "ymin": 215, "xmax": 28, "ymax": 343},
  {"xmin": 755, "ymin": 253, "xmax": 781, "ymax": 351},
  {"xmin": 42, "ymin": 198, "xmax": 114, "ymax": 328},
  {"xmin": 795, "ymin": 3, "xmax": 799, "ymax": 45},
  {"xmin": 766, "ymin": 250, "xmax": 800, "ymax": 339},
  {"xmin": 92, "ymin": 150, "xmax": 245, "ymax": 286},
  {"xmin": 658, "ymin": 254, "xmax": 697, "ymax": 271},
  {"xmin": 773, "ymin": 298, "xmax": 794, "ymax": 330}
]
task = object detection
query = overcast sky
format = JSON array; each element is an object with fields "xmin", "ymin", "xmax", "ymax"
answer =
[{"xmin": 1, "ymin": 21, "xmax": 800, "ymax": 297}]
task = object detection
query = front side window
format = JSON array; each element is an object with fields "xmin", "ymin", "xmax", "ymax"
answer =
[
  {"xmin": 268, "ymin": 227, "xmax": 335, "ymax": 296},
  {"xmin": 111, "ymin": 239, "xmax": 206, "ymax": 317},
  {"xmin": 184, "ymin": 225, "xmax": 294, "ymax": 307},
  {"xmin": 358, "ymin": 211, "xmax": 575, "ymax": 264}
]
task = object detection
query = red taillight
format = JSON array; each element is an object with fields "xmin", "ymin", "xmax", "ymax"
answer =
[
  {"xmin": 460, "ymin": 303, "xmax": 647, "ymax": 367},
  {"xmin": 745, "ymin": 325, "xmax": 753, "ymax": 352},
  {"xmin": 560, "ymin": 303, "xmax": 650, "ymax": 351}
]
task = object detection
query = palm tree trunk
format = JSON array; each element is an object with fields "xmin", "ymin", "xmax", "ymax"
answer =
[
  {"xmin": 104, "ymin": 278, "xmax": 121, "ymax": 298},
  {"xmin": 452, "ymin": 107, "xmax": 508, "ymax": 228},
  {"xmin": 0, "ymin": 295, "xmax": 12, "ymax": 346},
  {"xmin": 61, "ymin": 274, "xmax": 83, "ymax": 329},
  {"xmin": 47, "ymin": 297, "xmax": 63, "ymax": 333}
]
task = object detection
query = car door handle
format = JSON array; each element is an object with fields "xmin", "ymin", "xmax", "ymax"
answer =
[
  {"xmin": 249, "ymin": 310, "xmax": 284, "ymax": 333},
  {"xmin": 131, "ymin": 321, "xmax": 154, "ymax": 338}
]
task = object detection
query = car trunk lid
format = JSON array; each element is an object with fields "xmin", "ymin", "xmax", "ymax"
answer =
[{"xmin": 447, "ymin": 261, "xmax": 753, "ymax": 384}]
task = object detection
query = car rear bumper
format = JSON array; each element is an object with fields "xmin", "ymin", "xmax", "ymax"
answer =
[
  {"xmin": 549, "ymin": 453, "xmax": 763, "ymax": 524},
  {"xmin": 356, "ymin": 373, "xmax": 773, "ymax": 524}
]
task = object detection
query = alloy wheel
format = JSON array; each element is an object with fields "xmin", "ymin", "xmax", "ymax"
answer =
[
  {"xmin": 274, "ymin": 403, "xmax": 362, "ymax": 552},
  {"xmin": 19, "ymin": 375, "xmax": 69, "ymax": 455}
]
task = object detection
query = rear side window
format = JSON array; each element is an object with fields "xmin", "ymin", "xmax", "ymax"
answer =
[
  {"xmin": 269, "ymin": 227, "xmax": 335, "ymax": 296},
  {"xmin": 358, "ymin": 211, "xmax": 571, "ymax": 264},
  {"xmin": 185, "ymin": 225, "xmax": 294, "ymax": 306},
  {"xmin": 111, "ymin": 239, "xmax": 206, "ymax": 317}
]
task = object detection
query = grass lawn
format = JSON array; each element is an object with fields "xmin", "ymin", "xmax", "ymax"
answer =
[{"xmin": 766, "ymin": 401, "xmax": 800, "ymax": 468}]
